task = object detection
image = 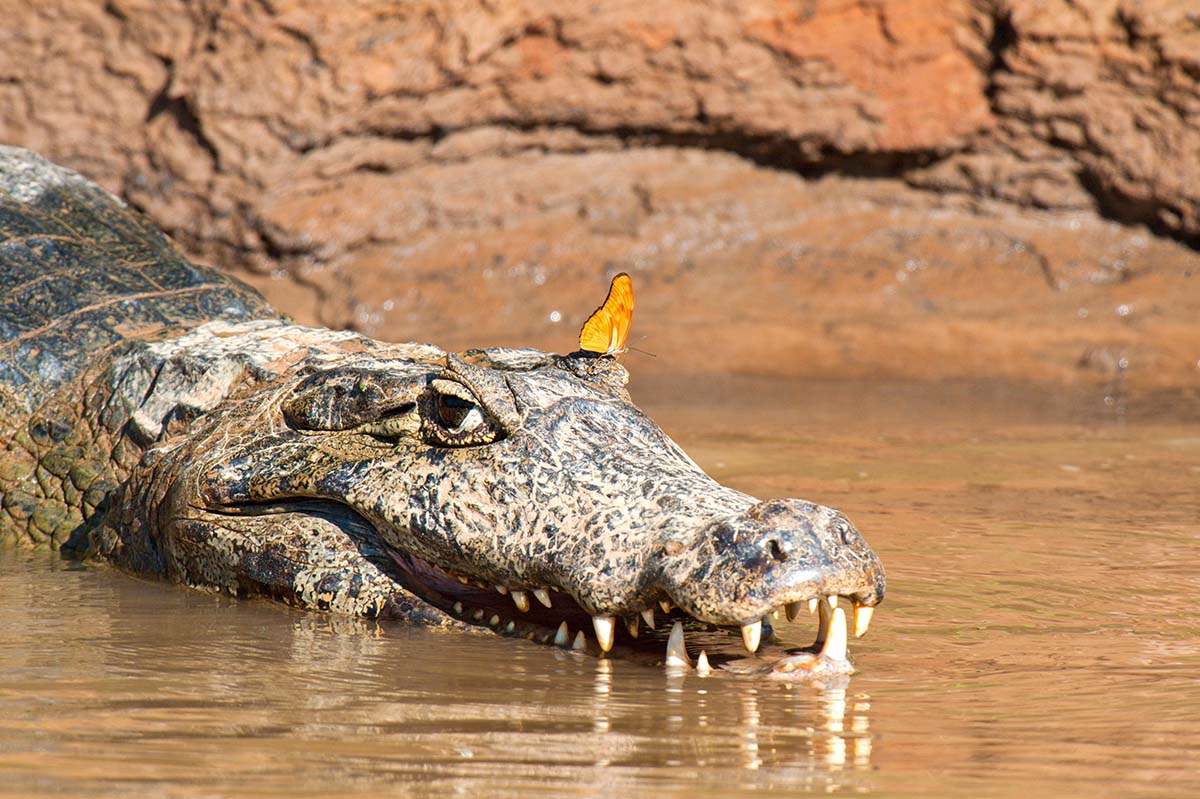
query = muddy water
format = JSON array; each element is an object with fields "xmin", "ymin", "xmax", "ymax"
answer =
[{"xmin": 2, "ymin": 378, "xmax": 1197, "ymax": 798}]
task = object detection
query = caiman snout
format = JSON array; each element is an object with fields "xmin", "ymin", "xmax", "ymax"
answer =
[{"xmin": 658, "ymin": 498, "xmax": 885, "ymax": 632}]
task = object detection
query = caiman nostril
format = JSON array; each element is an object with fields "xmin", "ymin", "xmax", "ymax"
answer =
[{"xmin": 766, "ymin": 538, "xmax": 788, "ymax": 563}]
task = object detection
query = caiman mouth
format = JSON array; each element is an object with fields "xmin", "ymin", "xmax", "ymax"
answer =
[
  {"xmin": 384, "ymin": 544, "xmax": 877, "ymax": 680},
  {"xmin": 212, "ymin": 499, "xmax": 879, "ymax": 680}
]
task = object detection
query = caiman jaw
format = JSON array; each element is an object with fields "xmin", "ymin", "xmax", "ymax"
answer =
[
  {"xmin": 384, "ymin": 545, "xmax": 879, "ymax": 678},
  {"xmin": 204, "ymin": 494, "xmax": 880, "ymax": 678}
]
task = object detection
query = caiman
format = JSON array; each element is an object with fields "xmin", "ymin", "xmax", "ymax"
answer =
[{"xmin": 0, "ymin": 146, "xmax": 885, "ymax": 679}]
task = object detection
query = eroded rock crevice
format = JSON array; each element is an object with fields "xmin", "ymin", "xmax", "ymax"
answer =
[{"xmin": 144, "ymin": 66, "xmax": 221, "ymax": 171}]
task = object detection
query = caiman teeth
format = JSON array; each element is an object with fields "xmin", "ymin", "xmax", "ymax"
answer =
[
  {"xmin": 533, "ymin": 588, "xmax": 553, "ymax": 608},
  {"xmin": 740, "ymin": 619, "xmax": 762, "ymax": 653},
  {"xmin": 854, "ymin": 603, "xmax": 874, "ymax": 637},
  {"xmin": 572, "ymin": 631, "xmax": 587, "ymax": 651},
  {"xmin": 511, "ymin": 590, "xmax": 529, "ymax": 612},
  {"xmin": 822, "ymin": 607, "xmax": 849, "ymax": 661},
  {"xmin": 808, "ymin": 597, "xmax": 819, "ymax": 614},
  {"xmin": 665, "ymin": 621, "xmax": 690, "ymax": 667},
  {"xmin": 592, "ymin": 615, "xmax": 615, "ymax": 652},
  {"xmin": 554, "ymin": 621, "xmax": 570, "ymax": 647},
  {"xmin": 695, "ymin": 650, "xmax": 712, "ymax": 676},
  {"xmin": 640, "ymin": 608, "xmax": 655, "ymax": 629},
  {"xmin": 827, "ymin": 594, "xmax": 838, "ymax": 609},
  {"xmin": 495, "ymin": 585, "xmax": 507, "ymax": 595},
  {"xmin": 659, "ymin": 599, "xmax": 672, "ymax": 614}
]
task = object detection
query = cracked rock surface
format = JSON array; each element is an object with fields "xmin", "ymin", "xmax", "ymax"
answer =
[{"xmin": 2, "ymin": 0, "xmax": 1197, "ymax": 388}]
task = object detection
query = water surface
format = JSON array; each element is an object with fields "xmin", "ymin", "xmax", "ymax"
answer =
[{"xmin": 2, "ymin": 378, "xmax": 1197, "ymax": 797}]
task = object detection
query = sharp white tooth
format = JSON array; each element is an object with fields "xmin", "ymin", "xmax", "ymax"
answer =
[
  {"xmin": 814, "ymin": 596, "xmax": 831, "ymax": 646},
  {"xmin": 511, "ymin": 590, "xmax": 530, "ymax": 612},
  {"xmin": 741, "ymin": 619, "xmax": 762, "ymax": 653},
  {"xmin": 488, "ymin": 614, "xmax": 500, "ymax": 627},
  {"xmin": 472, "ymin": 609, "xmax": 484, "ymax": 621},
  {"xmin": 554, "ymin": 621, "xmax": 570, "ymax": 647},
  {"xmin": 808, "ymin": 597, "xmax": 819, "ymax": 614},
  {"xmin": 696, "ymin": 650, "xmax": 712, "ymax": 676},
  {"xmin": 533, "ymin": 588, "xmax": 553, "ymax": 608},
  {"xmin": 452, "ymin": 602, "xmax": 463, "ymax": 615},
  {"xmin": 854, "ymin": 604, "xmax": 874, "ymax": 638},
  {"xmin": 495, "ymin": 585, "xmax": 508, "ymax": 595},
  {"xmin": 572, "ymin": 631, "xmax": 587, "ymax": 650},
  {"xmin": 593, "ymin": 615, "xmax": 615, "ymax": 652},
  {"xmin": 785, "ymin": 601, "xmax": 800, "ymax": 622},
  {"xmin": 821, "ymin": 606, "xmax": 849, "ymax": 661},
  {"xmin": 456, "ymin": 575, "xmax": 470, "ymax": 585},
  {"xmin": 640, "ymin": 608, "xmax": 656, "ymax": 629},
  {"xmin": 625, "ymin": 616, "xmax": 640, "ymax": 638},
  {"xmin": 827, "ymin": 594, "xmax": 838, "ymax": 609},
  {"xmin": 771, "ymin": 609, "xmax": 780, "ymax": 620},
  {"xmin": 665, "ymin": 621, "xmax": 691, "ymax": 667},
  {"xmin": 659, "ymin": 599, "xmax": 672, "ymax": 614},
  {"xmin": 505, "ymin": 621, "xmax": 515, "ymax": 633}
]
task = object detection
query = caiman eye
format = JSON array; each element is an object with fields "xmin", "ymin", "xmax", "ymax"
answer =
[
  {"xmin": 437, "ymin": 394, "xmax": 482, "ymax": 432},
  {"xmin": 422, "ymin": 378, "xmax": 503, "ymax": 447}
]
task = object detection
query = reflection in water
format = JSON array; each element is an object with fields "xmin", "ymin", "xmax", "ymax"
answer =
[
  {"xmin": 593, "ymin": 659, "xmax": 612, "ymax": 737},
  {"xmin": 0, "ymin": 552, "xmax": 875, "ymax": 797},
  {"xmin": 818, "ymin": 689, "xmax": 872, "ymax": 774},
  {"xmin": 741, "ymin": 688, "xmax": 761, "ymax": 770},
  {"xmin": 852, "ymin": 699, "xmax": 872, "ymax": 768},
  {"xmin": 822, "ymin": 688, "xmax": 844, "ymax": 769},
  {"xmin": 3, "ymin": 379, "xmax": 1200, "ymax": 798},
  {"xmin": 0, "ymin": 558, "xmax": 874, "ymax": 797}
]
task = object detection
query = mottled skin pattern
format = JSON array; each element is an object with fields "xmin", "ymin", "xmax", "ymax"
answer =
[{"xmin": 0, "ymin": 147, "xmax": 885, "ymax": 678}]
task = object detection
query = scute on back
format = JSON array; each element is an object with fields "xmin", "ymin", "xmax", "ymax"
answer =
[{"xmin": 0, "ymin": 146, "xmax": 274, "ymax": 418}]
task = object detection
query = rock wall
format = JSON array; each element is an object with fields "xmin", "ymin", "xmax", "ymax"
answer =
[{"xmin": 2, "ymin": 0, "xmax": 1197, "ymax": 389}]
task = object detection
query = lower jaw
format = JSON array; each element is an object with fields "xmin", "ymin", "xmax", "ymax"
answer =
[{"xmin": 387, "ymin": 548, "xmax": 859, "ymax": 680}]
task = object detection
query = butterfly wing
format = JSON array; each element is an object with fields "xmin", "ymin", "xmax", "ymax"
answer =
[{"xmin": 578, "ymin": 272, "xmax": 634, "ymax": 355}]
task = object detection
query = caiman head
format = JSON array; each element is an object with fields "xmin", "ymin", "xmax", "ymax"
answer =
[{"xmin": 119, "ymin": 338, "xmax": 884, "ymax": 680}]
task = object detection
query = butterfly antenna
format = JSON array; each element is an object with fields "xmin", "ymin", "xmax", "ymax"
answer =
[{"xmin": 627, "ymin": 345, "xmax": 657, "ymax": 358}]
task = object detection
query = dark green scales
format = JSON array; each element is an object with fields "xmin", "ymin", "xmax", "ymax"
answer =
[
  {"xmin": 0, "ymin": 146, "xmax": 885, "ymax": 678},
  {"xmin": 0, "ymin": 149, "xmax": 271, "ymax": 545}
]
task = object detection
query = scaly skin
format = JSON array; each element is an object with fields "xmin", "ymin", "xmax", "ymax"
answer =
[{"xmin": 0, "ymin": 146, "xmax": 885, "ymax": 677}]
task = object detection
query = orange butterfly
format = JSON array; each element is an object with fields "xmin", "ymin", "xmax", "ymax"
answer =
[{"xmin": 578, "ymin": 272, "xmax": 634, "ymax": 357}]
